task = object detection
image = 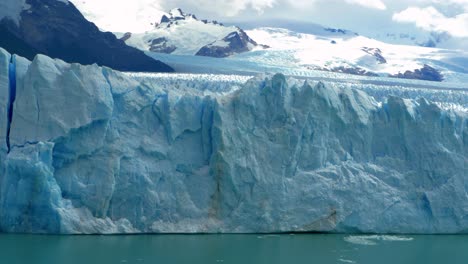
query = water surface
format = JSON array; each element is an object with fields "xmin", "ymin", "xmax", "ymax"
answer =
[{"xmin": 0, "ymin": 233, "xmax": 466, "ymax": 264}]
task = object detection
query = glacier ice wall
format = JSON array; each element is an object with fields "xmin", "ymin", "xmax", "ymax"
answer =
[
  {"xmin": 0, "ymin": 48, "xmax": 467, "ymax": 234},
  {"xmin": 0, "ymin": 48, "xmax": 9, "ymax": 196}
]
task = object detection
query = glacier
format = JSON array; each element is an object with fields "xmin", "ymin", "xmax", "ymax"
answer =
[{"xmin": 0, "ymin": 47, "xmax": 467, "ymax": 234}]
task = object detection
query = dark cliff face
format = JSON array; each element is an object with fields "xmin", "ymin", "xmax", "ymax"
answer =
[{"xmin": 0, "ymin": 0, "xmax": 174, "ymax": 72}]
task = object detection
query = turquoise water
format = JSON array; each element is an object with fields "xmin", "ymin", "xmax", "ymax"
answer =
[{"xmin": 0, "ymin": 234, "xmax": 467, "ymax": 264}]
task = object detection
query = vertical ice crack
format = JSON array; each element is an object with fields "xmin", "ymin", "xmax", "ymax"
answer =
[{"xmin": 6, "ymin": 55, "xmax": 16, "ymax": 153}]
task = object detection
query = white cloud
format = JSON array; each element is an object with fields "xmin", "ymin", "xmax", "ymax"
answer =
[
  {"xmin": 69, "ymin": 0, "xmax": 468, "ymax": 42},
  {"xmin": 345, "ymin": 0, "xmax": 387, "ymax": 10},
  {"xmin": 159, "ymin": 0, "xmax": 276, "ymax": 16},
  {"xmin": 71, "ymin": 0, "xmax": 279, "ymax": 32},
  {"xmin": 72, "ymin": 0, "xmax": 390, "ymax": 31},
  {"xmin": 175, "ymin": 0, "xmax": 387, "ymax": 17},
  {"xmin": 71, "ymin": 0, "xmax": 166, "ymax": 32},
  {"xmin": 285, "ymin": 0, "xmax": 386, "ymax": 10},
  {"xmin": 393, "ymin": 6, "xmax": 468, "ymax": 37},
  {"xmin": 430, "ymin": 0, "xmax": 468, "ymax": 11}
]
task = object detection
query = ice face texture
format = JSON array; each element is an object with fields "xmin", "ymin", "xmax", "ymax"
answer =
[{"xmin": 0, "ymin": 49, "xmax": 467, "ymax": 234}]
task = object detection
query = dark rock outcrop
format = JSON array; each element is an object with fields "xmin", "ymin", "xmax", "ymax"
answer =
[
  {"xmin": 148, "ymin": 37, "xmax": 177, "ymax": 54},
  {"xmin": 362, "ymin": 47, "xmax": 387, "ymax": 64},
  {"xmin": 0, "ymin": 0, "xmax": 173, "ymax": 72},
  {"xmin": 159, "ymin": 9, "xmax": 197, "ymax": 24},
  {"xmin": 120, "ymin": 32, "xmax": 132, "ymax": 42},
  {"xmin": 160, "ymin": 15, "xmax": 171, "ymax": 23},
  {"xmin": 196, "ymin": 29, "xmax": 268, "ymax": 58},
  {"xmin": 324, "ymin": 28, "xmax": 348, "ymax": 34},
  {"xmin": 389, "ymin": 65, "xmax": 443, "ymax": 82},
  {"xmin": 332, "ymin": 66, "xmax": 379, "ymax": 76},
  {"xmin": 0, "ymin": 20, "xmax": 42, "ymax": 60},
  {"xmin": 311, "ymin": 66, "xmax": 379, "ymax": 77}
]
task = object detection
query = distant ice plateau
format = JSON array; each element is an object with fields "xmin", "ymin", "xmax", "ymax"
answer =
[{"xmin": 0, "ymin": 48, "xmax": 467, "ymax": 234}]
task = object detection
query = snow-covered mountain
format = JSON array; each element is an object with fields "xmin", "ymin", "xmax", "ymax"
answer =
[
  {"xmin": 242, "ymin": 27, "xmax": 452, "ymax": 81},
  {"xmin": 235, "ymin": 19, "xmax": 468, "ymax": 52},
  {"xmin": 119, "ymin": 8, "xmax": 267, "ymax": 58},
  {"xmin": 68, "ymin": 3, "xmax": 467, "ymax": 82},
  {"xmin": 142, "ymin": 25, "xmax": 468, "ymax": 83},
  {"xmin": 0, "ymin": 0, "xmax": 173, "ymax": 72}
]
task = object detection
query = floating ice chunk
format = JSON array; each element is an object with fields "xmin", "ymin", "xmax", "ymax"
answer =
[{"xmin": 344, "ymin": 235, "xmax": 414, "ymax": 246}]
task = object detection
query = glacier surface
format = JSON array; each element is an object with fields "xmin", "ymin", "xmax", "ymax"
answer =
[{"xmin": 0, "ymin": 48, "xmax": 467, "ymax": 234}]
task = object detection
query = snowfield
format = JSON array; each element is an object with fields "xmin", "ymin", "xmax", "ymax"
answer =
[
  {"xmin": 145, "ymin": 27, "xmax": 468, "ymax": 84},
  {"xmin": 243, "ymin": 27, "xmax": 468, "ymax": 81},
  {"xmin": 0, "ymin": 48, "xmax": 467, "ymax": 234}
]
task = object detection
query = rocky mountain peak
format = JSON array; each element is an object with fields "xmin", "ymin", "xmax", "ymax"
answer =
[
  {"xmin": 159, "ymin": 8, "xmax": 197, "ymax": 25},
  {"xmin": 123, "ymin": 7, "xmax": 268, "ymax": 57}
]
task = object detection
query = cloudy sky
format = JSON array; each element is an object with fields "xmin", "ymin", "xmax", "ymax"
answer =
[{"xmin": 72, "ymin": 0, "xmax": 468, "ymax": 40}]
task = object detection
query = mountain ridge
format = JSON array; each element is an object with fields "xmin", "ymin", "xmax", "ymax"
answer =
[{"xmin": 0, "ymin": 0, "xmax": 174, "ymax": 72}]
